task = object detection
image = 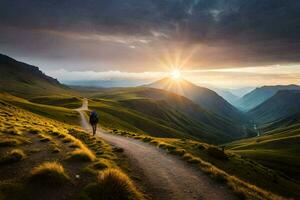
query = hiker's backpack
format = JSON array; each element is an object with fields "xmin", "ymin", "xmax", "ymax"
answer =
[{"xmin": 90, "ymin": 111, "xmax": 99, "ymax": 124}]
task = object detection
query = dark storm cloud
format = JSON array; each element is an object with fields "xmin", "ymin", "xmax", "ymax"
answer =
[{"xmin": 1, "ymin": 0, "xmax": 300, "ymax": 68}]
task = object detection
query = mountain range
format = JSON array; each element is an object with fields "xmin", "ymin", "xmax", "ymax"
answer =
[
  {"xmin": 210, "ymin": 88, "xmax": 239, "ymax": 105},
  {"xmin": 247, "ymin": 90, "xmax": 300, "ymax": 124},
  {"xmin": 237, "ymin": 85, "xmax": 300, "ymax": 111}
]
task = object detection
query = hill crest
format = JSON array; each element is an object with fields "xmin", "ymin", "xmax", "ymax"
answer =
[
  {"xmin": 237, "ymin": 84, "xmax": 300, "ymax": 111},
  {"xmin": 147, "ymin": 77, "xmax": 245, "ymax": 122},
  {"xmin": 248, "ymin": 90, "xmax": 300, "ymax": 124},
  {"xmin": 0, "ymin": 53, "xmax": 72, "ymax": 98}
]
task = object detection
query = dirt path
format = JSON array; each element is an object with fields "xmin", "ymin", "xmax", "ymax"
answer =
[{"xmin": 76, "ymin": 99, "xmax": 236, "ymax": 200}]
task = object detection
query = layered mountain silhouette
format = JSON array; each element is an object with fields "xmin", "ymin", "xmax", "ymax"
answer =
[
  {"xmin": 237, "ymin": 85, "xmax": 300, "ymax": 111},
  {"xmin": 210, "ymin": 88, "xmax": 239, "ymax": 105},
  {"xmin": 148, "ymin": 78, "xmax": 245, "ymax": 122},
  {"xmin": 248, "ymin": 90, "xmax": 300, "ymax": 124}
]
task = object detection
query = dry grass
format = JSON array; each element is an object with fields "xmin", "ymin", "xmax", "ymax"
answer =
[
  {"xmin": 67, "ymin": 128, "xmax": 117, "ymax": 162},
  {"xmin": 92, "ymin": 159, "xmax": 113, "ymax": 170},
  {"xmin": 0, "ymin": 100, "xmax": 144, "ymax": 199},
  {"xmin": 0, "ymin": 138, "xmax": 21, "ymax": 147},
  {"xmin": 67, "ymin": 149, "xmax": 96, "ymax": 162},
  {"xmin": 0, "ymin": 149, "xmax": 26, "ymax": 164},
  {"xmin": 62, "ymin": 137, "xmax": 72, "ymax": 143},
  {"xmin": 28, "ymin": 128, "xmax": 40, "ymax": 135},
  {"xmin": 85, "ymin": 168, "xmax": 143, "ymax": 200},
  {"xmin": 3, "ymin": 128, "xmax": 23, "ymax": 136},
  {"xmin": 28, "ymin": 162, "xmax": 70, "ymax": 186},
  {"xmin": 69, "ymin": 143, "xmax": 80, "ymax": 148},
  {"xmin": 38, "ymin": 134, "xmax": 52, "ymax": 142}
]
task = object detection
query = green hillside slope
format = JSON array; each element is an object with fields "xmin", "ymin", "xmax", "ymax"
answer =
[
  {"xmin": 225, "ymin": 121, "xmax": 300, "ymax": 183},
  {"xmin": 0, "ymin": 54, "xmax": 74, "ymax": 98},
  {"xmin": 248, "ymin": 90, "xmax": 300, "ymax": 124},
  {"xmin": 261, "ymin": 112, "xmax": 300, "ymax": 132},
  {"xmin": 237, "ymin": 85, "xmax": 300, "ymax": 111},
  {"xmin": 0, "ymin": 93, "xmax": 80, "ymax": 125},
  {"xmin": 88, "ymin": 87, "xmax": 249, "ymax": 144}
]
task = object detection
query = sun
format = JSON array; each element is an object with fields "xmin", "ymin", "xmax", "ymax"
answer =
[{"xmin": 170, "ymin": 69, "xmax": 181, "ymax": 80}]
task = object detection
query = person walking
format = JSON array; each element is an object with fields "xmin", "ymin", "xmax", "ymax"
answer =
[{"xmin": 89, "ymin": 111, "xmax": 99, "ymax": 136}]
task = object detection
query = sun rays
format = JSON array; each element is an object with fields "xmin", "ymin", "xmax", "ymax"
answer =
[{"xmin": 170, "ymin": 69, "xmax": 181, "ymax": 80}]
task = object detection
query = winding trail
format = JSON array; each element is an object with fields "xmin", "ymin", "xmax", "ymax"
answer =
[{"xmin": 76, "ymin": 99, "xmax": 236, "ymax": 200}]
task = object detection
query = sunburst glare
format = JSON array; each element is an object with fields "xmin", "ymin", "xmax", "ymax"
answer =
[{"xmin": 170, "ymin": 69, "xmax": 181, "ymax": 80}]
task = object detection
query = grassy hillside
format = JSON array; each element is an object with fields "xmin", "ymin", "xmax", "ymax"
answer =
[
  {"xmin": 148, "ymin": 78, "xmax": 245, "ymax": 123},
  {"xmin": 0, "ymin": 100, "xmax": 143, "ymax": 200},
  {"xmin": 248, "ymin": 90, "xmax": 300, "ymax": 124},
  {"xmin": 0, "ymin": 54, "xmax": 75, "ymax": 98},
  {"xmin": 87, "ymin": 87, "xmax": 249, "ymax": 144},
  {"xmin": 0, "ymin": 93, "xmax": 80, "ymax": 125},
  {"xmin": 30, "ymin": 95, "xmax": 82, "ymax": 109},
  {"xmin": 225, "ymin": 120, "xmax": 300, "ymax": 192},
  {"xmin": 237, "ymin": 85, "xmax": 300, "ymax": 111},
  {"xmin": 261, "ymin": 112, "xmax": 300, "ymax": 132}
]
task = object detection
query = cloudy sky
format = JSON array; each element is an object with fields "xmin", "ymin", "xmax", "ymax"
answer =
[{"xmin": 1, "ymin": 0, "xmax": 300, "ymax": 88}]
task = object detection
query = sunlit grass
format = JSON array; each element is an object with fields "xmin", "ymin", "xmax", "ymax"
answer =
[
  {"xmin": 85, "ymin": 168, "xmax": 144, "ymax": 200},
  {"xmin": 67, "ymin": 149, "xmax": 96, "ymax": 162},
  {"xmin": 0, "ymin": 138, "xmax": 21, "ymax": 147},
  {"xmin": 0, "ymin": 149, "xmax": 26, "ymax": 164},
  {"xmin": 0, "ymin": 97, "xmax": 143, "ymax": 199},
  {"xmin": 29, "ymin": 162, "xmax": 70, "ymax": 186}
]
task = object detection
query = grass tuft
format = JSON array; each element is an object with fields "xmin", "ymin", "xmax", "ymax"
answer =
[
  {"xmin": 4, "ymin": 129, "xmax": 23, "ymax": 136},
  {"xmin": 67, "ymin": 149, "xmax": 96, "ymax": 162},
  {"xmin": 0, "ymin": 139, "xmax": 21, "ymax": 147},
  {"xmin": 62, "ymin": 137, "xmax": 72, "ymax": 143},
  {"xmin": 85, "ymin": 168, "xmax": 142, "ymax": 200},
  {"xmin": 93, "ymin": 159, "xmax": 111, "ymax": 170},
  {"xmin": 28, "ymin": 162, "xmax": 69, "ymax": 186},
  {"xmin": 0, "ymin": 149, "xmax": 26, "ymax": 164},
  {"xmin": 49, "ymin": 131, "xmax": 60, "ymax": 136},
  {"xmin": 169, "ymin": 148, "xmax": 186, "ymax": 156},
  {"xmin": 28, "ymin": 128, "xmax": 40, "ymax": 135}
]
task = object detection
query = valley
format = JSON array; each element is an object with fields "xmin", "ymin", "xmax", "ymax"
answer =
[
  {"xmin": 1, "ymin": 1, "xmax": 300, "ymax": 200},
  {"xmin": 0, "ymin": 54, "xmax": 300, "ymax": 200}
]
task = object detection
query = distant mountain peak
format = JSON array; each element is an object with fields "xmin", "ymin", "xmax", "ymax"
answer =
[
  {"xmin": 147, "ymin": 77, "xmax": 244, "ymax": 122},
  {"xmin": 248, "ymin": 89, "xmax": 300, "ymax": 124},
  {"xmin": 237, "ymin": 84, "xmax": 300, "ymax": 111}
]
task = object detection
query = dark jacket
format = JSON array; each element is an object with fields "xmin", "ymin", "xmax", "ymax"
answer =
[{"xmin": 89, "ymin": 111, "xmax": 99, "ymax": 124}]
